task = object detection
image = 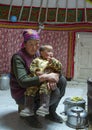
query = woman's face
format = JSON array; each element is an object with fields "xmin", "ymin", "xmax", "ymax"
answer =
[{"xmin": 24, "ymin": 39, "xmax": 40, "ymax": 56}]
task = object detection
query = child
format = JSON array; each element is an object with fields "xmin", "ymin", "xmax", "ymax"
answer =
[{"xmin": 20, "ymin": 45, "xmax": 62, "ymax": 117}]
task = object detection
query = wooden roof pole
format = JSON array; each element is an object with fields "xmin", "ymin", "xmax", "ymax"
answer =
[
  {"xmin": 18, "ymin": 0, "xmax": 24, "ymax": 21},
  {"xmin": 65, "ymin": 0, "xmax": 68, "ymax": 23},
  {"xmin": 28, "ymin": 0, "xmax": 33, "ymax": 22},
  {"xmin": 76, "ymin": 0, "xmax": 78, "ymax": 22},
  {"xmin": 45, "ymin": 0, "xmax": 49, "ymax": 22},
  {"xmin": 84, "ymin": 0, "xmax": 87, "ymax": 22},
  {"xmin": 38, "ymin": 0, "xmax": 43, "ymax": 23},
  {"xmin": 8, "ymin": 0, "xmax": 13, "ymax": 21},
  {"xmin": 55, "ymin": 0, "xmax": 59, "ymax": 22}
]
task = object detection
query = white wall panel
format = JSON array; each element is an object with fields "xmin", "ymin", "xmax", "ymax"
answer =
[
  {"xmin": 68, "ymin": 0, "xmax": 76, "ymax": 8},
  {"xmin": 58, "ymin": 0, "xmax": 66, "ymax": 8},
  {"xmin": 77, "ymin": 0, "xmax": 85, "ymax": 8},
  {"xmin": 32, "ymin": 0, "xmax": 41, "ymax": 7},
  {"xmin": 86, "ymin": 1, "xmax": 92, "ymax": 8},
  {"xmin": 0, "ymin": 0, "xmax": 92, "ymax": 8}
]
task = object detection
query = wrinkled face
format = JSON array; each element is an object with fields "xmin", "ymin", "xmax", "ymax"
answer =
[
  {"xmin": 24, "ymin": 39, "xmax": 40, "ymax": 56},
  {"xmin": 41, "ymin": 49, "xmax": 53, "ymax": 61}
]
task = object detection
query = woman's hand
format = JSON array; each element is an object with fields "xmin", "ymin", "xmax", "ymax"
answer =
[
  {"xmin": 46, "ymin": 73, "xmax": 59, "ymax": 83},
  {"xmin": 39, "ymin": 72, "xmax": 59, "ymax": 83}
]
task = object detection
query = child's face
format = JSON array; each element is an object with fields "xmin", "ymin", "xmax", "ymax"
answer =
[{"xmin": 41, "ymin": 49, "xmax": 53, "ymax": 60}]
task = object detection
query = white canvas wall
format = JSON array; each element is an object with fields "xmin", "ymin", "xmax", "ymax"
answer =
[{"xmin": 0, "ymin": 0, "xmax": 92, "ymax": 8}]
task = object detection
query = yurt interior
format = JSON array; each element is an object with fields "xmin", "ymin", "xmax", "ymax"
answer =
[{"xmin": 0, "ymin": 0, "xmax": 92, "ymax": 130}]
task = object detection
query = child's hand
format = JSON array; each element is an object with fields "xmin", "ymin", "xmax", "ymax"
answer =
[
  {"xmin": 36, "ymin": 71, "xmax": 43, "ymax": 76},
  {"xmin": 47, "ymin": 57, "xmax": 53, "ymax": 63},
  {"xmin": 47, "ymin": 81, "xmax": 57, "ymax": 90}
]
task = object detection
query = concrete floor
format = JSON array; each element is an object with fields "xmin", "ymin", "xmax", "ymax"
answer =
[{"xmin": 0, "ymin": 80, "xmax": 91, "ymax": 130}]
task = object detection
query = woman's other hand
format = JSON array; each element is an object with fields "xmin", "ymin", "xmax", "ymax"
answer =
[{"xmin": 47, "ymin": 82, "xmax": 57, "ymax": 90}]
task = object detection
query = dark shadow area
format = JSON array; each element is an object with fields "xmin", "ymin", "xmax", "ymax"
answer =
[
  {"xmin": 0, "ymin": 111, "xmax": 28, "ymax": 130},
  {"xmin": 0, "ymin": 111, "xmax": 56, "ymax": 130}
]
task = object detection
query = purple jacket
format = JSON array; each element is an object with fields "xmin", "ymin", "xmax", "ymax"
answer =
[{"xmin": 10, "ymin": 48, "xmax": 39, "ymax": 101}]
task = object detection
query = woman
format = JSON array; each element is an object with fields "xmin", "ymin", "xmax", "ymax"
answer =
[{"xmin": 10, "ymin": 29, "xmax": 67, "ymax": 128}]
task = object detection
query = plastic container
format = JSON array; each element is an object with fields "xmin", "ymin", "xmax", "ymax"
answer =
[{"xmin": 0, "ymin": 74, "xmax": 10, "ymax": 90}]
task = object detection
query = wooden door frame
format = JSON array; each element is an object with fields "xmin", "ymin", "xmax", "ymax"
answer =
[
  {"xmin": 73, "ymin": 32, "xmax": 81, "ymax": 80},
  {"xmin": 73, "ymin": 32, "xmax": 92, "ymax": 81}
]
